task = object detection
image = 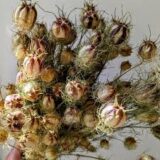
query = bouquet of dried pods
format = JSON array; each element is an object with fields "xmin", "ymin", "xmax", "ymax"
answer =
[{"xmin": 0, "ymin": 0, "xmax": 160, "ymax": 160}]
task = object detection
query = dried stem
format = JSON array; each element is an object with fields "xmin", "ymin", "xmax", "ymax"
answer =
[{"xmin": 60, "ymin": 153, "xmax": 106, "ymax": 160}]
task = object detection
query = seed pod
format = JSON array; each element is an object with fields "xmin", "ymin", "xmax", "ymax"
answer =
[
  {"xmin": 63, "ymin": 106, "xmax": 81, "ymax": 125},
  {"xmin": 98, "ymin": 98, "xmax": 126, "ymax": 128},
  {"xmin": 151, "ymin": 125, "xmax": 160, "ymax": 140},
  {"xmin": 138, "ymin": 40, "xmax": 157, "ymax": 60},
  {"xmin": 65, "ymin": 80, "xmax": 88, "ymax": 102},
  {"xmin": 21, "ymin": 81, "xmax": 42, "ymax": 102},
  {"xmin": 41, "ymin": 95, "xmax": 55, "ymax": 112},
  {"xmin": 52, "ymin": 17, "xmax": 76, "ymax": 45},
  {"xmin": 139, "ymin": 154, "xmax": 155, "ymax": 160},
  {"xmin": 41, "ymin": 67, "xmax": 58, "ymax": 83},
  {"xmin": 100, "ymin": 139, "xmax": 110, "ymax": 149},
  {"xmin": 30, "ymin": 39, "xmax": 48, "ymax": 59},
  {"xmin": 42, "ymin": 113, "xmax": 61, "ymax": 131},
  {"xmin": 12, "ymin": 33, "xmax": 30, "ymax": 49},
  {"xmin": 23, "ymin": 55, "xmax": 41, "ymax": 79},
  {"xmin": 19, "ymin": 132, "xmax": 40, "ymax": 148},
  {"xmin": 52, "ymin": 83, "xmax": 65, "ymax": 98},
  {"xmin": 42, "ymin": 131, "xmax": 57, "ymax": 146},
  {"xmin": 81, "ymin": 2, "xmax": 100, "ymax": 29},
  {"xmin": 124, "ymin": 137, "xmax": 137, "ymax": 150},
  {"xmin": 83, "ymin": 112, "xmax": 98, "ymax": 129},
  {"xmin": 5, "ymin": 94, "xmax": 23, "ymax": 109},
  {"xmin": 77, "ymin": 45, "xmax": 96, "ymax": 70},
  {"xmin": 120, "ymin": 61, "xmax": 132, "ymax": 72},
  {"xmin": 7, "ymin": 110, "xmax": 25, "ymax": 132},
  {"xmin": 60, "ymin": 49, "xmax": 75, "ymax": 65},
  {"xmin": 97, "ymin": 84, "xmax": 115, "ymax": 103},
  {"xmin": 5, "ymin": 84, "xmax": 16, "ymax": 95},
  {"xmin": 109, "ymin": 19, "xmax": 130, "ymax": 45},
  {"xmin": 0, "ymin": 127, "xmax": 8, "ymax": 144},
  {"xmin": 32, "ymin": 22, "xmax": 47, "ymax": 38},
  {"xmin": 45, "ymin": 147, "xmax": 58, "ymax": 160},
  {"xmin": 13, "ymin": 1, "xmax": 37, "ymax": 32},
  {"xmin": 23, "ymin": 116, "xmax": 40, "ymax": 132},
  {"xmin": 119, "ymin": 44, "xmax": 132, "ymax": 56},
  {"xmin": 16, "ymin": 71, "xmax": 26, "ymax": 85},
  {"xmin": 14, "ymin": 44, "xmax": 28, "ymax": 61}
]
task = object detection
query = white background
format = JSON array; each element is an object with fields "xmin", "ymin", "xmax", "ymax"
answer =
[{"xmin": 0, "ymin": 0, "xmax": 160, "ymax": 159}]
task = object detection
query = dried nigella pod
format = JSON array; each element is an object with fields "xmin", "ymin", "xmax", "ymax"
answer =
[
  {"xmin": 52, "ymin": 17, "xmax": 76, "ymax": 45},
  {"xmin": 41, "ymin": 67, "xmax": 58, "ymax": 83},
  {"xmin": 63, "ymin": 106, "xmax": 82, "ymax": 126},
  {"xmin": 5, "ymin": 84, "xmax": 16, "ymax": 95},
  {"xmin": 109, "ymin": 18, "xmax": 130, "ymax": 45},
  {"xmin": 76, "ymin": 45, "xmax": 97, "ymax": 71},
  {"xmin": 45, "ymin": 147, "xmax": 58, "ymax": 160},
  {"xmin": 5, "ymin": 94, "xmax": 23, "ymax": 110},
  {"xmin": 119, "ymin": 44, "xmax": 132, "ymax": 56},
  {"xmin": 65, "ymin": 80, "xmax": 88, "ymax": 102},
  {"xmin": 60, "ymin": 48, "xmax": 75, "ymax": 65},
  {"xmin": 120, "ymin": 60, "xmax": 132, "ymax": 72},
  {"xmin": 42, "ymin": 131, "xmax": 58, "ymax": 146},
  {"xmin": 32, "ymin": 22, "xmax": 48, "ymax": 39},
  {"xmin": 12, "ymin": 32, "xmax": 30, "ymax": 49},
  {"xmin": 83, "ymin": 111, "xmax": 98, "ymax": 129},
  {"xmin": 100, "ymin": 139, "xmax": 110, "ymax": 149},
  {"xmin": 42, "ymin": 113, "xmax": 61, "ymax": 131},
  {"xmin": 151, "ymin": 125, "xmax": 160, "ymax": 140},
  {"xmin": 41, "ymin": 95, "xmax": 55, "ymax": 113},
  {"xmin": 21, "ymin": 81, "xmax": 42, "ymax": 102},
  {"xmin": 16, "ymin": 71, "xmax": 26, "ymax": 85},
  {"xmin": 13, "ymin": 1, "xmax": 37, "ymax": 32},
  {"xmin": 97, "ymin": 97, "xmax": 126, "ymax": 132},
  {"xmin": 139, "ymin": 154, "xmax": 155, "ymax": 160},
  {"xmin": 124, "ymin": 137, "xmax": 137, "ymax": 150},
  {"xmin": 81, "ymin": 2, "xmax": 100, "ymax": 29},
  {"xmin": 23, "ymin": 116, "xmax": 41, "ymax": 132},
  {"xmin": 23, "ymin": 55, "xmax": 42, "ymax": 79},
  {"xmin": 52, "ymin": 82, "xmax": 65, "ymax": 98},
  {"xmin": 138, "ymin": 40, "xmax": 157, "ymax": 60},
  {"xmin": 30, "ymin": 38, "xmax": 48, "ymax": 55},
  {"xmin": 97, "ymin": 84, "xmax": 116, "ymax": 103},
  {"xmin": 19, "ymin": 132, "xmax": 40, "ymax": 148},
  {"xmin": 7, "ymin": 110, "xmax": 25, "ymax": 132}
]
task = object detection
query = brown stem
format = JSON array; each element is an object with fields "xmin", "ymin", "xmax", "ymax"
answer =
[
  {"xmin": 59, "ymin": 153, "xmax": 106, "ymax": 160},
  {"xmin": 114, "ymin": 60, "xmax": 144, "ymax": 82}
]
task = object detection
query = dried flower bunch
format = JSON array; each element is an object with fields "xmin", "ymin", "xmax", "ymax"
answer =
[{"xmin": 0, "ymin": 0, "xmax": 160, "ymax": 159}]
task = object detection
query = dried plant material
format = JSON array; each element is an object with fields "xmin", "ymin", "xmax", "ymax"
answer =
[
  {"xmin": 138, "ymin": 40, "xmax": 157, "ymax": 60},
  {"xmin": 120, "ymin": 61, "xmax": 132, "ymax": 72},
  {"xmin": 0, "ymin": 1, "xmax": 159, "ymax": 159},
  {"xmin": 13, "ymin": 1, "xmax": 37, "ymax": 32},
  {"xmin": 100, "ymin": 139, "xmax": 110, "ymax": 149},
  {"xmin": 139, "ymin": 154, "xmax": 155, "ymax": 160},
  {"xmin": 124, "ymin": 137, "xmax": 137, "ymax": 150}
]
